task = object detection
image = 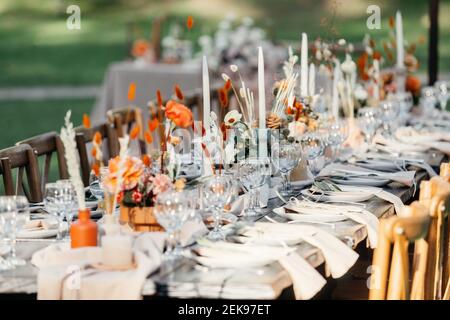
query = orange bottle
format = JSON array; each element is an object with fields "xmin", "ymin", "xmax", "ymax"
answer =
[{"xmin": 70, "ymin": 208, "xmax": 98, "ymax": 248}]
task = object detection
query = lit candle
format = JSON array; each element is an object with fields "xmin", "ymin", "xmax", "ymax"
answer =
[
  {"xmin": 202, "ymin": 56, "xmax": 211, "ymax": 135},
  {"xmin": 332, "ymin": 59, "xmax": 341, "ymax": 119},
  {"xmin": 308, "ymin": 63, "xmax": 315, "ymax": 96},
  {"xmin": 300, "ymin": 33, "xmax": 308, "ymax": 97},
  {"xmin": 396, "ymin": 11, "xmax": 404, "ymax": 69},
  {"xmin": 258, "ymin": 47, "xmax": 266, "ymax": 129},
  {"xmin": 102, "ymin": 235, "xmax": 133, "ymax": 268}
]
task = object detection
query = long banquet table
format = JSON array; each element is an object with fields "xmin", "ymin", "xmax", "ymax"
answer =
[{"xmin": 1, "ymin": 150, "xmax": 444, "ymax": 300}]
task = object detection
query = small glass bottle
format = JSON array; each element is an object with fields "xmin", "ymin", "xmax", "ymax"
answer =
[{"xmin": 70, "ymin": 208, "xmax": 98, "ymax": 248}]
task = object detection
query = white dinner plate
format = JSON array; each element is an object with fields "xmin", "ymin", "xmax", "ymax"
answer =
[
  {"xmin": 329, "ymin": 177, "xmax": 390, "ymax": 187},
  {"xmin": 273, "ymin": 207, "xmax": 347, "ymax": 223},
  {"xmin": 300, "ymin": 189, "xmax": 375, "ymax": 202}
]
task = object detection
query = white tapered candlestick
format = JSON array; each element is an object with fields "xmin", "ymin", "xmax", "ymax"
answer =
[
  {"xmin": 300, "ymin": 33, "xmax": 308, "ymax": 97},
  {"xmin": 202, "ymin": 56, "xmax": 210, "ymax": 135},
  {"xmin": 396, "ymin": 11, "xmax": 404, "ymax": 69}
]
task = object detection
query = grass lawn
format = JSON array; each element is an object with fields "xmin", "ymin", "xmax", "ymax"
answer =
[
  {"xmin": 0, "ymin": 98, "xmax": 94, "ymax": 149},
  {"xmin": 0, "ymin": 0, "xmax": 449, "ymax": 86}
]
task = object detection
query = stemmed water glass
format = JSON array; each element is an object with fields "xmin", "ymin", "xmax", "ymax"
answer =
[
  {"xmin": 0, "ymin": 196, "xmax": 30, "ymax": 268},
  {"xmin": 324, "ymin": 118, "xmax": 349, "ymax": 162},
  {"xmin": 153, "ymin": 190, "xmax": 190, "ymax": 261},
  {"xmin": 203, "ymin": 174, "xmax": 232, "ymax": 241},
  {"xmin": 57, "ymin": 180, "xmax": 77, "ymax": 239},
  {"xmin": 89, "ymin": 167, "xmax": 109, "ymax": 201},
  {"xmin": 271, "ymin": 141, "xmax": 302, "ymax": 197},
  {"xmin": 379, "ymin": 101, "xmax": 400, "ymax": 137},
  {"xmin": 237, "ymin": 157, "xmax": 271, "ymax": 217},
  {"xmin": 44, "ymin": 183, "xmax": 65, "ymax": 240},
  {"xmin": 420, "ymin": 86, "xmax": 438, "ymax": 115},
  {"xmin": 434, "ymin": 81, "xmax": 449, "ymax": 111},
  {"xmin": 300, "ymin": 132, "xmax": 325, "ymax": 177},
  {"xmin": 357, "ymin": 107, "xmax": 380, "ymax": 145}
]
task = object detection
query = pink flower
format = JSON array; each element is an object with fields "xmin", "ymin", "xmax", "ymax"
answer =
[
  {"xmin": 150, "ymin": 174, "xmax": 173, "ymax": 196},
  {"xmin": 132, "ymin": 190, "xmax": 143, "ymax": 203}
]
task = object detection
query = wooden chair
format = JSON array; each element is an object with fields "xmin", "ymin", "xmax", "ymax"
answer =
[
  {"xmin": 440, "ymin": 163, "xmax": 450, "ymax": 182},
  {"xmin": 75, "ymin": 123, "xmax": 119, "ymax": 186},
  {"xmin": 369, "ymin": 202, "xmax": 430, "ymax": 300},
  {"xmin": 0, "ymin": 144, "xmax": 42, "ymax": 203},
  {"xmin": 17, "ymin": 132, "xmax": 69, "ymax": 194}
]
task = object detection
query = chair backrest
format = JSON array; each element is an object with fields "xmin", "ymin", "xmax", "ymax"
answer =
[
  {"xmin": 0, "ymin": 144, "xmax": 42, "ymax": 202},
  {"xmin": 17, "ymin": 132, "xmax": 69, "ymax": 194},
  {"xmin": 419, "ymin": 178, "xmax": 450, "ymax": 300},
  {"xmin": 75, "ymin": 122, "xmax": 119, "ymax": 186},
  {"xmin": 440, "ymin": 163, "xmax": 450, "ymax": 182},
  {"xmin": 369, "ymin": 202, "xmax": 430, "ymax": 300}
]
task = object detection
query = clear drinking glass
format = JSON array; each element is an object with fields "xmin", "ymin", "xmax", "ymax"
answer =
[
  {"xmin": 10, "ymin": 196, "xmax": 29, "ymax": 266},
  {"xmin": 44, "ymin": 183, "xmax": 64, "ymax": 240},
  {"xmin": 89, "ymin": 167, "xmax": 109, "ymax": 200},
  {"xmin": 57, "ymin": 180, "xmax": 77, "ymax": 239},
  {"xmin": 203, "ymin": 174, "xmax": 232, "ymax": 241},
  {"xmin": 0, "ymin": 197, "xmax": 17, "ymax": 270},
  {"xmin": 420, "ymin": 86, "xmax": 438, "ymax": 115},
  {"xmin": 238, "ymin": 157, "xmax": 271, "ymax": 217},
  {"xmin": 153, "ymin": 190, "xmax": 189, "ymax": 261},
  {"xmin": 300, "ymin": 132, "xmax": 325, "ymax": 176},
  {"xmin": 271, "ymin": 141, "xmax": 302, "ymax": 197},
  {"xmin": 325, "ymin": 118, "xmax": 349, "ymax": 161},
  {"xmin": 434, "ymin": 81, "xmax": 449, "ymax": 111},
  {"xmin": 357, "ymin": 107, "xmax": 380, "ymax": 145},
  {"xmin": 379, "ymin": 101, "xmax": 400, "ymax": 137}
]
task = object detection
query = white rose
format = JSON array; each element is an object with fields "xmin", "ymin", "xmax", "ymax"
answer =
[
  {"xmin": 338, "ymin": 39, "xmax": 346, "ymax": 46},
  {"xmin": 230, "ymin": 64, "xmax": 239, "ymax": 72},
  {"xmin": 354, "ymin": 85, "xmax": 368, "ymax": 101},
  {"xmin": 341, "ymin": 54, "xmax": 356, "ymax": 75}
]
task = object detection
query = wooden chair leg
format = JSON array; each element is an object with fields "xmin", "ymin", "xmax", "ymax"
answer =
[
  {"xmin": 369, "ymin": 219, "xmax": 391, "ymax": 300},
  {"xmin": 411, "ymin": 239, "xmax": 428, "ymax": 300},
  {"xmin": 387, "ymin": 235, "xmax": 409, "ymax": 300}
]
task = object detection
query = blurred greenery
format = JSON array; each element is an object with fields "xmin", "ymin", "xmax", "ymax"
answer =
[
  {"xmin": 0, "ymin": 0, "xmax": 448, "ymax": 86},
  {"xmin": 0, "ymin": 99, "xmax": 93, "ymax": 149}
]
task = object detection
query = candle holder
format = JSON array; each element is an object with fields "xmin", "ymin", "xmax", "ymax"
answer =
[{"xmin": 395, "ymin": 66, "xmax": 407, "ymax": 94}]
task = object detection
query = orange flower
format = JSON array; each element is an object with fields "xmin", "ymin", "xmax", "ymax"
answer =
[
  {"xmin": 144, "ymin": 131, "xmax": 153, "ymax": 144},
  {"xmin": 91, "ymin": 162, "xmax": 100, "ymax": 177},
  {"xmin": 174, "ymin": 85, "xmax": 184, "ymax": 100},
  {"xmin": 148, "ymin": 117, "xmax": 159, "ymax": 132},
  {"xmin": 93, "ymin": 131, "xmax": 102, "ymax": 144},
  {"xmin": 131, "ymin": 39, "xmax": 150, "ymax": 57},
  {"xmin": 186, "ymin": 16, "xmax": 194, "ymax": 30},
  {"xmin": 141, "ymin": 154, "xmax": 152, "ymax": 167},
  {"xmin": 91, "ymin": 148, "xmax": 97, "ymax": 158},
  {"xmin": 373, "ymin": 51, "xmax": 382, "ymax": 60},
  {"xmin": 130, "ymin": 124, "xmax": 140, "ymax": 140},
  {"xmin": 285, "ymin": 107, "xmax": 296, "ymax": 115},
  {"xmin": 406, "ymin": 75, "xmax": 421, "ymax": 96},
  {"xmin": 128, "ymin": 82, "xmax": 136, "ymax": 101},
  {"xmin": 156, "ymin": 90, "xmax": 163, "ymax": 107},
  {"xmin": 218, "ymin": 88, "xmax": 229, "ymax": 108},
  {"xmin": 82, "ymin": 114, "xmax": 91, "ymax": 129},
  {"xmin": 104, "ymin": 156, "xmax": 144, "ymax": 192},
  {"xmin": 224, "ymin": 79, "xmax": 232, "ymax": 91},
  {"xmin": 165, "ymin": 100, "xmax": 193, "ymax": 128},
  {"xmin": 389, "ymin": 16, "xmax": 395, "ymax": 29}
]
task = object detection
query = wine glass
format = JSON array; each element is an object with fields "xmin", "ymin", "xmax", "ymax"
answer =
[
  {"xmin": 44, "ymin": 183, "xmax": 64, "ymax": 240},
  {"xmin": 271, "ymin": 141, "xmax": 302, "ymax": 197},
  {"xmin": 379, "ymin": 101, "xmax": 400, "ymax": 137},
  {"xmin": 357, "ymin": 107, "xmax": 380, "ymax": 145},
  {"xmin": 325, "ymin": 118, "xmax": 349, "ymax": 161},
  {"xmin": 0, "ymin": 196, "xmax": 17, "ymax": 269},
  {"xmin": 153, "ymin": 190, "xmax": 190, "ymax": 261},
  {"xmin": 89, "ymin": 167, "xmax": 109, "ymax": 200},
  {"xmin": 10, "ymin": 196, "xmax": 29, "ymax": 266},
  {"xmin": 420, "ymin": 86, "xmax": 438, "ymax": 115},
  {"xmin": 203, "ymin": 174, "xmax": 232, "ymax": 241},
  {"xmin": 434, "ymin": 81, "xmax": 449, "ymax": 111},
  {"xmin": 237, "ymin": 157, "xmax": 271, "ymax": 217},
  {"xmin": 57, "ymin": 180, "xmax": 77, "ymax": 239},
  {"xmin": 300, "ymin": 132, "xmax": 325, "ymax": 176}
]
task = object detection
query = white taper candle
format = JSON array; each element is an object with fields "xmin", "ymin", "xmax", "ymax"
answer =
[
  {"xmin": 308, "ymin": 63, "xmax": 315, "ymax": 96},
  {"xmin": 396, "ymin": 11, "xmax": 404, "ymax": 69},
  {"xmin": 300, "ymin": 33, "xmax": 308, "ymax": 97},
  {"xmin": 258, "ymin": 47, "xmax": 266, "ymax": 129},
  {"xmin": 202, "ymin": 56, "xmax": 211, "ymax": 135}
]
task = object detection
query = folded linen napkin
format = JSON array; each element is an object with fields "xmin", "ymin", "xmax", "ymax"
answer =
[
  {"xmin": 282, "ymin": 199, "xmax": 379, "ymax": 248},
  {"xmin": 196, "ymin": 239, "xmax": 326, "ymax": 300},
  {"xmin": 395, "ymin": 127, "xmax": 450, "ymax": 143},
  {"xmin": 17, "ymin": 219, "xmax": 67, "ymax": 239},
  {"xmin": 318, "ymin": 163, "xmax": 416, "ymax": 187},
  {"xmin": 33, "ymin": 232, "xmax": 164, "ymax": 300},
  {"xmin": 248, "ymin": 223, "xmax": 359, "ymax": 278}
]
